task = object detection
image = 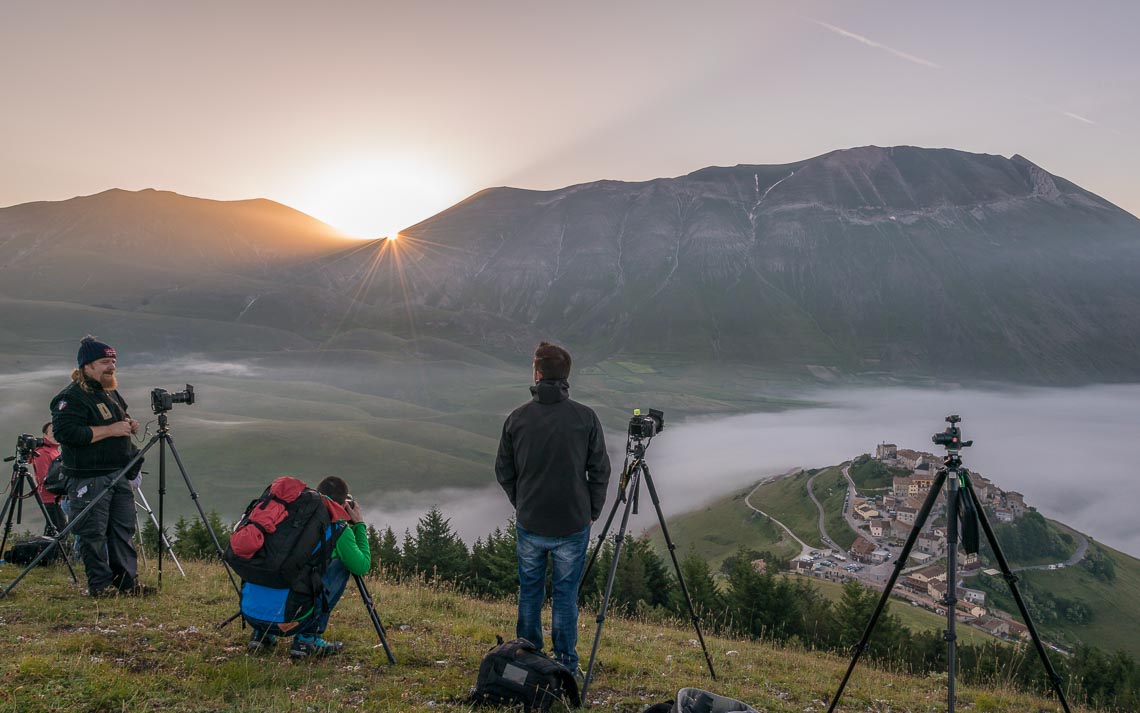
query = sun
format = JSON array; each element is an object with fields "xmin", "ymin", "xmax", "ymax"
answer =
[{"xmin": 296, "ymin": 155, "xmax": 464, "ymax": 239}]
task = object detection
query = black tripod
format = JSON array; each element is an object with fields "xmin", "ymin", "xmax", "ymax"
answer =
[
  {"xmin": 579, "ymin": 430, "xmax": 716, "ymax": 700},
  {"xmin": 0, "ymin": 445, "xmax": 78, "ymax": 583},
  {"xmin": 1, "ymin": 403, "xmax": 239, "ymax": 599},
  {"xmin": 827, "ymin": 415, "xmax": 1071, "ymax": 713},
  {"xmin": 354, "ymin": 573, "xmax": 397, "ymax": 664}
]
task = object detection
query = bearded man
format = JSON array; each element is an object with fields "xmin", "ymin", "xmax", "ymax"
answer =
[{"xmin": 50, "ymin": 336, "xmax": 148, "ymax": 597}]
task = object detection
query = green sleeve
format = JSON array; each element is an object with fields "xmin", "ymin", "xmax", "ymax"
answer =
[{"xmin": 334, "ymin": 522, "xmax": 371, "ymax": 575}]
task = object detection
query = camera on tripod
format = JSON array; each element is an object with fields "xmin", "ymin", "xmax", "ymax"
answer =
[
  {"xmin": 15, "ymin": 434, "xmax": 44, "ymax": 457},
  {"xmin": 932, "ymin": 414, "xmax": 972, "ymax": 450},
  {"xmin": 151, "ymin": 384, "xmax": 195, "ymax": 414},
  {"xmin": 627, "ymin": 408, "xmax": 665, "ymax": 440}
]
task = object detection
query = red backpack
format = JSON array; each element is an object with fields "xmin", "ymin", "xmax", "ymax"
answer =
[{"xmin": 224, "ymin": 477, "xmax": 346, "ymax": 593}]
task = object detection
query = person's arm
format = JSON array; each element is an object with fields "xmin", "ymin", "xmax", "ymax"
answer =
[
  {"xmin": 334, "ymin": 522, "xmax": 371, "ymax": 576},
  {"xmin": 52, "ymin": 395, "xmax": 132, "ymax": 445},
  {"xmin": 494, "ymin": 418, "xmax": 518, "ymax": 508},
  {"xmin": 586, "ymin": 414, "xmax": 611, "ymax": 521}
]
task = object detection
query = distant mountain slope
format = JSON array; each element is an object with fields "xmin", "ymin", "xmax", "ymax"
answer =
[{"xmin": 339, "ymin": 146, "xmax": 1140, "ymax": 382}]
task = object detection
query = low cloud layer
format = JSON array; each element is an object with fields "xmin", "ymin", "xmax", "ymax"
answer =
[{"xmin": 369, "ymin": 385, "xmax": 1140, "ymax": 558}]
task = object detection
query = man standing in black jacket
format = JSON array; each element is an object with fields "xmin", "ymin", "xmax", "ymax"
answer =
[
  {"xmin": 50, "ymin": 336, "xmax": 147, "ymax": 597},
  {"xmin": 495, "ymin": 342, "xmax": 610, "ymax": 675}
]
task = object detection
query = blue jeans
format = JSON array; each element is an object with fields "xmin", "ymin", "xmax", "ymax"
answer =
[
  {"xmin": 516, "ymin": 524, "xmax": 590, "ymax": 670},
  {"xmin": 306, "ymin": 559, "xmax": 351, "ymax": 636}
]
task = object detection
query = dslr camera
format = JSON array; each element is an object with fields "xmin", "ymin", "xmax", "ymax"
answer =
[
  {"xmin": 628, "ymin": 408, "xmax": 665, "ymax": 440},
  {"xmin": 932, "ymin": 414, "xmax": 972, "ymax": 450},
  {"xmin": 15, "ymin": 433, "xmax": 44, "ymax": 456},
  {"xmin": 151, "ymin": 384, "xmax": 196, "ymax": 413}
]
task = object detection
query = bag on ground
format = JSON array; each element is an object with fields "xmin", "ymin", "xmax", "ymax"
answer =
[
  {"xmin": 470, "ymin": 637, "xmax": 580, "ymax": 712},
  {"xmin": 5, "ymin": 535, "xmax": 62, "ymax": 566},
  {"xmin": 651, "ymin": 688, "xmax": 758, "ymax": 713}
]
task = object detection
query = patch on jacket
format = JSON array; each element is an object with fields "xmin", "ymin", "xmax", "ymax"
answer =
[
  {"xmin": 57, "ymin": 400, "xmax": 68, "ymax": 410},
  {"xmin": 96, "ymin": 403, "xmax": 113, "ymax": 420}
]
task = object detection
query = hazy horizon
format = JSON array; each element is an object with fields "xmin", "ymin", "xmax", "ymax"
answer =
[{"xmin": 3, "ymin": 2, "xmax": 1138, "ymax": 237}]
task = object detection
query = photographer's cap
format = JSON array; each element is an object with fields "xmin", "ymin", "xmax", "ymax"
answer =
[{"xmin": 77, "ymin": 336, "xmax": 116, "ymax": 368}]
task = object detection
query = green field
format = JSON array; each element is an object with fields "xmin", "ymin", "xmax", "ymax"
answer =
[
  {"xmin": 811, "ymin": 467, "xmax": 857, "ymax": 551},
  {"xmin": 739, "ymin": 470, "xmax": 825, "ymax": 548},
  {"xmin": 975, "ymin": 539, "xmax": 1140, "ymax": 658},
  {"xmin": 646, "ymin": 486, "xmax": 801, "ymax": 570}
]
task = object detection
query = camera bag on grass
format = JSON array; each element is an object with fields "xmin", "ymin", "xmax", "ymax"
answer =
[
  {"xmin": 644, "ymin": 688, "xmax": 760, "ymax": 713},
  {"xmin": 5, "ymin": 535, "xmax": 62, "ymax": 566},
  {"xmin": 224, "ymin": 476, "xmax": 345, "ymax": 631},
  {"xmin": 470, "ymin": 637, "xmax": 580, "ymax": 712}
]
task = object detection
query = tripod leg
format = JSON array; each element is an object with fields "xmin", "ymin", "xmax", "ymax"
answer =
[
  {"xmin": 0, "ymin": 466, "xmax": 27, "ymax": 558},
  {"xmin": 353, "ymin": 573, "xmax": 396, "ymax": 664},
  {"xmin": 579, "ymin": 482, "xmax": 626, "ymax": 596},
  {"xmin": 945, "ymin": 469, "xmax": 963, "ymax": 713},
  {"xmin": 582, "ymin": 468, "xmax": 639, "ymax": 701},
  {"xmin": 27, "ymin": 485, "xmax": 79, "ymax": 583},
  {"xmin": 827, "ymin": 468, "xmax": 947, "ymax": 713},
  {"xmin": 1, "ymin": 440, "xmax": 154, "ymax": 598},
  {"xmin": 640, "ymin": 462, "xmax": 717, "ymax": 680},
  {"xmin": 963, "ymin": 478, "xmax": 1073, "ymax": 713},
  {"xmin": 135, "ymin": 491, "xmax": 185, "ymax": 576},
  {"xmin": 164, "ymin": 434, "xmax": 240, "ymax": 595}
]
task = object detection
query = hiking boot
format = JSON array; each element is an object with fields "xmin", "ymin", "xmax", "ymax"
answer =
[
  {"xmin": 248, "ymin": 628, "xmax": 278, "ymax": 653},
  {"xmin": 120, "ymin": 583, "xmax": 157, "ymax": 597},
  {"xmin": 289, "ymin": 633, "xmax": 343, "ymax": 659},
  {"xmin": 88, "ymin": 586, "xmax": 117, "ymax": 598}
]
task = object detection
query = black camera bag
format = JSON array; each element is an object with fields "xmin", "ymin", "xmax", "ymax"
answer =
[
  {"xmin": 43, "ymin": 455, "xmax": 69, "ymax": 496},
  {"xmin": 470, "ymin": 637, "xmax": 580, "ymax": 712},
  {"xmin": 5, "ymin": 536, "xmax": 62, "ymax": 566}
]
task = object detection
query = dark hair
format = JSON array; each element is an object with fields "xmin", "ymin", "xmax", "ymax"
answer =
[
  {"xmin": 41, "ymin": 422, "xmax": 51, "ymax": 435},
  {"xmin": 533, "ymin": 341, "xmax": 572, "ymax": 380},
  {"xmin": 317, "ymin": 476, "xmax": 350, "ymax": 505}
]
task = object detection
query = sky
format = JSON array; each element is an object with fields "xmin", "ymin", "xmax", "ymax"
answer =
[{"xmin": 2, "ymin": 1, "xmax": 1137, "ymax": 238}]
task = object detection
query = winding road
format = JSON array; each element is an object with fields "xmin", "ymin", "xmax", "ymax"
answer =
[{"xmin": 743, "ymin": 471, "xmax": 814, "ymax": 560}]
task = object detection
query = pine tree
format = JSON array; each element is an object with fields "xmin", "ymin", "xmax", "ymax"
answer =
[
  {"xmin": 408, "ymin": 507, "xmax": 469, "ymax": 583},
  {"xmin": 374, "ymin": 525, "xmax": 401, "ymax": 577},
  {"xmin": 674, "ymin": 549, "xmax": 721, "ymax": 623}
]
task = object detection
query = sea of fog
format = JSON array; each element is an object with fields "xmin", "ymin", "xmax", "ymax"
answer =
[{"xmin": 367, "ymin": 385, "xmax": 1140, "ymax": 558}]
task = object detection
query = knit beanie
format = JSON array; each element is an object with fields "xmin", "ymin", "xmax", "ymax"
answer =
[{"xmin": 77, "ymin": 336, "xmax": 116, "ymax": 368}]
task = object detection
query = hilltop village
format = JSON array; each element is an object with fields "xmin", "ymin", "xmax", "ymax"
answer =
[{"xmin": 787, "ymin": 444, "xmax": 1074, "ymax": 646}]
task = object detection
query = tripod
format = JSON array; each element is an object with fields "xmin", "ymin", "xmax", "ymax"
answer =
[
  {"xmin": 1, "ymin": 407, "xmax": 239, "ymax": 599},
  {"xmin": 827, "ymin": 416, "xmax": 1071, "ymax": 713},
  {"xmin": 0, "ymin": 449, "xmax": 78, "ymax": 583},
  {"xmin": 133, "ymin": 487, "xmax": 184, "ymax": 577},
  {"xmin": 354, "ymin": 573, "xmax": 397, "ymax": 664},
  {"xmin": 579, "ymin": 433, "xmax": 716, "ymax": 700}
]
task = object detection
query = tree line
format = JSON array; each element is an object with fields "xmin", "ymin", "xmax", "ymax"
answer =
[{"xmin": 148, "ymin": 507, "xmax": 1140, "ymax": 712}]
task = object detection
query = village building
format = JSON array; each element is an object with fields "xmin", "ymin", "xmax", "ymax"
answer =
[
  {"xmin": 896, "ymin": 504, "xmax": 918, "ymax": 526},
  {"xmin": 890, "ymin": 520, "xmax": 913, "ymax": 541},
  {"xmin": 911, "ymin": 565, "xmax": 947, "ymax": 583},
  {"xmin": 849, "ymin": 537, "xmax": 877, "ymax": 564},
  {"xmin": 869, "ymin": 519, "xmax": 888, "ymax": 538},
  {"xmin": 961, "ymin": 587, "xmax": 986, "ymax": 605},
  {"xmin": 908, "ymin": 551, "xmax": 933, "ymax": 565},
  {"xmin": 875, "ymin": 443, "xmax": 898, "ymax": 461}
]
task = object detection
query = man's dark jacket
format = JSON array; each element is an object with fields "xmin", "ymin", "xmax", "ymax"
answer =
[
  {"xmin": 50, "ymin": 379, "xmax": 133, "ymax": 478},
  {"xmin": 495, "ymin": 379, "xmax": 610, "ymax": 537}
]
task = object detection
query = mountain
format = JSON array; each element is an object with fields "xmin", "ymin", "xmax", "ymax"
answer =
[{"xmin": 320, "ymin": 146, "xmax": 1140, "ymax": 382}]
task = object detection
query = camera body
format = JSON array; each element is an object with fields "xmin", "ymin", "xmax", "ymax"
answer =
[
  {"xmin": 15, "ymin": 433, "xmax": 44, "ymax": 458},
  {"xmin": 932, "ymin": 414, "xmax": 972, "ymax": 450},
  {"xmin": 628, "ymin": 408, "xmax": 665, "ymax": 440},
  {"xmin": 151, "ymin": 384, "xmax": 195, "ymax": 414}
]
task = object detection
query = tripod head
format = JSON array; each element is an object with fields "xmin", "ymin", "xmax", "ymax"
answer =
[{"xmin": 932, "ymin": 414, "xmax": 973, "ymax": 463}]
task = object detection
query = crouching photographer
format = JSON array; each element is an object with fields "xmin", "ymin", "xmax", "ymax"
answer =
[{"xmin": 228, "ymin": 476, "xmax": 371, "ymax": 659}]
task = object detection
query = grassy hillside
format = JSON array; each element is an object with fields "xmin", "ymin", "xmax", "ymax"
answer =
[
  {"xmin": 974, "ymin": 539, "xmax": 1140, "ymax": 658},
  {"xmin": 811, "ymin": 467, "xmax": 856, "ymax": 552},
  {"xmin": 0, "ymin": 560, "xmax": 1084, "ymax": 712},
  {"xmin": 646, "ymin": 487, "xmax": 801, "ymax": 571},
  {"xmin": 737, "ymin": 470, "xmax": 824, "ymax": 548}
]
